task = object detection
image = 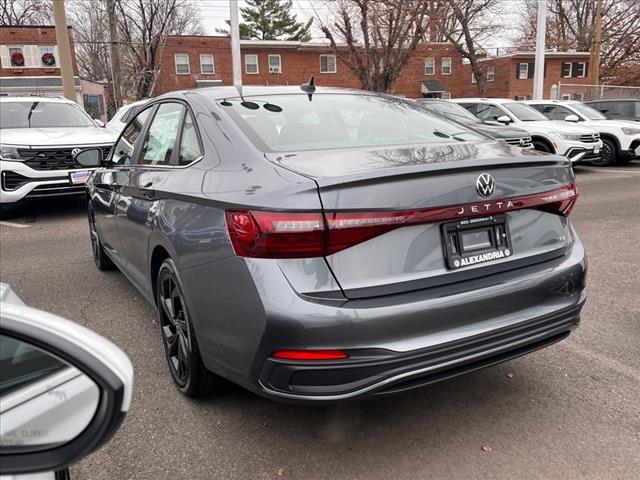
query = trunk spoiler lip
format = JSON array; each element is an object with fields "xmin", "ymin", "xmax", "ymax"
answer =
[{"xmin": 265, "ymin": 148, "xmax": 568, "ymax": 187}]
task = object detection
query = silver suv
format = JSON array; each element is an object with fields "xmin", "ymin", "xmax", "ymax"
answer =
[{"xmin": 0, "ymin": 97, "xmax": 117, "ymax": 214}]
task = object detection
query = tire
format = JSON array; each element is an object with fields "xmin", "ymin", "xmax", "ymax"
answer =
[
  {"xmin": 88, "ymin": 202, "xmax": 115, "ymax": 271},
  {"xmin": 532, "ymin": 139, "xmax": 553, "ymax": 153},
  {"xmin": 590, "ymin": 138, "xmax": 617, "ymax": 166},
  {"xmin": 157, "ymin": 258, "xmax": 220, "ymax": 397}
]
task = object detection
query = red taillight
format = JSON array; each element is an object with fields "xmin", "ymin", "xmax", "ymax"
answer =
[
  {"xmin": 226, "ymin": 184, "xmax": 578, "ymax": 259},
  {"xmin": 225, "ymin": 210, "xmax": 325, "ymax": 258},
  {"xmin": 272, "ymin": 349, "xmax": 348, "ymax": 360}
]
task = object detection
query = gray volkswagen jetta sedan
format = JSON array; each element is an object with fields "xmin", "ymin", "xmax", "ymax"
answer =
[{"xmin": 77, "ymin": 86, "xmax": 587, "ymax": 403}]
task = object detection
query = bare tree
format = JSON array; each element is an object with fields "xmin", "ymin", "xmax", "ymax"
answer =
[
  {"xmin": 517, "ymin": 0, "xmax": 640, "ymax": 84},
  {"xmin": 319, "ymin": 0, "xmax": 430, "ymax": 93},
  {"xmin": 67, "ymin": 1, "xmax": 112, "ymax": 82},
  {"xmin": 435, "ymin": 0, "xmax": 502, "ymax": 96},
  {"xmin": 0, "ymin": 0, "xmax": 51, "ymax": 26},
  {"xmin": 115, "ymin": 0, "xmax": 203, "ymax": 99}
]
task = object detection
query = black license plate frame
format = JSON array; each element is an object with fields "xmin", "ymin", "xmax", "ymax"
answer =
[{"xmin": 441, "ymin": 215, "xmax": 513, "ymax": 270}]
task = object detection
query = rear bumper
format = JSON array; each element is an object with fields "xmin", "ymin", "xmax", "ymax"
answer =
[
  {"xmin": 184, "ymin": 224, "xmax": 587, "ymax": 404},
  {"xmin": 0, "ymin": 160, "xmax": 91, "ymax": 204},
  {"xmin": 258, "ymin": 303, "xmax": 582, "ymax": 403}
]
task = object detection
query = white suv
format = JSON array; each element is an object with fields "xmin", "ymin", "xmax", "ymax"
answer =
[
  {"xmin": 453, "ymin": 98, "xmax": 603, "ymax": 164},
  {"xmin": 0, "ymin": 97, "xmax": 117, "ymax": 214},
  {"xmin": 523, "ymin": 100, "xmax": 640, "ymax": 166}
]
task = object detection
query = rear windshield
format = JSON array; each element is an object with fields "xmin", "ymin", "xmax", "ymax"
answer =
[
  {"xmin": 502, "ymin": 102, "xmax": 548, "ymax": 122},
  {"xmin": 0, "ymin": 101, "xmax": 95, "ymax": 129},
  {"xmin": 219, "ymin": 93, "xmax": 485, "ymax": 152}
]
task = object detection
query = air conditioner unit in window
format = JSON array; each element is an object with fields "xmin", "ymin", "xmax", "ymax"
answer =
[{"xmin": 269, "ymin": 67, "xmax": 281, "ymax": 74}]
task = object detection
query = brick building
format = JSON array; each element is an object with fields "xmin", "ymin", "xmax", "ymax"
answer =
[
  {"xmin": 0, "ymin": 25, "xmax": 83, "ymax": 99},
  {"xmin": 0, "ymin": 25, "xmax": 111, "ymax": 120},
  {"xmin": 467, "ymin": 52, "xmax": 592, "ymax": 100},
  {"xmin": 155, "ymin": 36, "xmax": 468, "ymax": 99},
  {"xmin": 155, "ymin": 35, "xmax": 590, "ymax": 102}
]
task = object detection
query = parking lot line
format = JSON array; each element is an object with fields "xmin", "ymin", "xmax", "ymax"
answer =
[{"xmin": 0, "ymin": 220, "xmax": 30, "ymax": 229}]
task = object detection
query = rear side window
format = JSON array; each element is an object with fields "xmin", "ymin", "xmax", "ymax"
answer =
[
  {"xmin": 220, "ymin": 94, "xmax": 484, "ymax": 152},
  {"xmin": 140, "ymin": 103, "xmax": 185, "ymax": 166},
  {"xmin": 178, "ymin": 112, "xmax": 202, "ymax": 165}
]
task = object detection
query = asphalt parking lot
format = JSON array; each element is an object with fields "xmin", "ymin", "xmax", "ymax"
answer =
[{"xmin": 1, "ymin": 161, "xmax": 639, "ymax": 480}]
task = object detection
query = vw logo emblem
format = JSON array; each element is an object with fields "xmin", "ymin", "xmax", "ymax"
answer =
[
  {"xmin": 519, "ymin": 138, "xmax": 526, "ymax": 146},
  {"xmin": 475, "ymin": 173, "xmax": 496, "ymax": 197},
  {"xmin": 71, "ymin": 148, "xmax": 81, "ymax": 158}
]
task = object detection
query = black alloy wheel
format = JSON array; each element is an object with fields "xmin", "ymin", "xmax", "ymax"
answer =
[
  {"xmin": 88, "ymin": 202, "xmax": 114, "ymax": 270},
  {"xmin": 589, "ymin": 138, "xmax": 617, "ymax": 166},
  {"xmin": 157, "ymin": 259, "xmax": 219, "ymax": 397}
]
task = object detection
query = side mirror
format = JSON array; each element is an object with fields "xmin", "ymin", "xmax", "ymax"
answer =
[
  {"xmin": 496, "ymin": 115, "xmax": 512, "ymax": 125},
  {"xmin": 564, "ymin": 114, "xmax": 580, "ymax": 122},
  {"xmin": 74, "ymin": 147, "xmax": 103, "ymax": 167},
  {"xmin": 93, "ymin": 119, "xmax": 105, "ymax": 128},
  {"xmin": 0, "ymin": 283, "xmax": 133, "ymax": 475}
]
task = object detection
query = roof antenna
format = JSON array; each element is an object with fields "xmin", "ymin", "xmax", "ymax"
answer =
[{"xmin": 300, "ymin": 76, "xmax": 315, "ymax": 101}]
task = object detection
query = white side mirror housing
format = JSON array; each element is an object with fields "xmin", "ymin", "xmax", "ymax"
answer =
[
  {"xmin": 0, "ymin": 283, "xmax": 133, "ymax": 476},
  {"xmin": 564, "ymin": 114, "xmax": 580, "ymax": 123}
]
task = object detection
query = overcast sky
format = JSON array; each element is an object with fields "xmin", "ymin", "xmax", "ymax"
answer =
[{"xmin": 195, "ymin": 0, "xmax": 523, "ymax": 50}]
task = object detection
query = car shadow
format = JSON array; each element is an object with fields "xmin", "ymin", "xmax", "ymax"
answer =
[{"xmin": 3, "ymin": 197, "xmax": 87, "ymax": 223}]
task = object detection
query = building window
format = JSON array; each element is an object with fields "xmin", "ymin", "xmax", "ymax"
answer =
[
  {"xmin": 442, "ymin": 57, "xmax": 452, "ymax": 75},
  {"xmin": 268, "ymin": 54, "xmax": 281, "ymax": 74},
  {"xmin": 487, "ymin": 66, "xmax": 495, "ymax": 82},
  {"xmin": 175, "ymin": 54, "xmax": 190, "ymax": 75},
  {"xmin": 574, "ymin": 62, "xmax": 586, "ymax": 78},
  {"xmin": 245, "ymin": 54, "xmax": 259, "ymax": 74},
  {"xmin": 425, "ymin": 57, "xmax": 435, "ymax": 76},
  {"xmin": 561, "ymin": 94, "xmax": 571, "ymax": 100},
  {"xmin": 200, "ymin": 54, "xmax": 214, "ymax": 74},
  {"xmin": 515, "ymin": 95, "xmax": 527, "ymax": 100},
  {"xmin": 8, "ymin": 46, "xmax": 25, "ymax": 67},
  {"xmin": 518, "ymin": 63, "xmax": 528, "ymax": 79},
  {"xmin": 441, "ymin": 92, "xmax": 451, "ymax": 99},
  {"xmin": 471, "ymin": 71, "xmax": 477, "ymax": 84},
  {"xmin": 319, "ymin": 54, "xmax": 336, "ymax": 73},
  {"xmin": 39, "ymin": 46, "xmax": 56, "ymax": 67},
  {"xmin": 573, "ymin": 93, "xmax": 584, "ymax": 101}
]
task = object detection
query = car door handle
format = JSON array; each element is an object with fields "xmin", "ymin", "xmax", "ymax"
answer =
[{"xmin": 142, "ymin": 181, "xmax": 154, "ymax": 189}]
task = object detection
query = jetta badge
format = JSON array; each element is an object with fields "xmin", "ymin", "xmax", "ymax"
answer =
[
  {"xmin": 71, "ymin": 148, "xmax": 81, "ymax": 158},
  {"xmin": 475, "ymin": 173, "xmax": 496, "ymax": 197}
]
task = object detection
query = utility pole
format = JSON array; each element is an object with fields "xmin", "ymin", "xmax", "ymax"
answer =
[
  {"xmin": 532, "ymin": 0, "xmax": 547, "ymax": 99},
  {"xmin": 589, "ymin": 0, "xmax": 603, "ymax": 87},
  {"xmin": 52, "ymin": 0, "xmax": 76, "ymax": 102},
  {"xmin": 106, "ymin": 0, "xmax": 123, "ymax": 108},
  {"xmin": 230, "ymin": 0, "xmax": 242, "ymax": 88}
]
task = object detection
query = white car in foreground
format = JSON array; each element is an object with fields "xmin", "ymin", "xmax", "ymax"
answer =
[
  {"xmin": 454, "ymin": 98, "xmax": 603, "ymax": 164},
  {"xmin": 524, "ymin": 100, "xmax": 640, "ymax": 165},
  {"xmin": 0, "ymin": 97, "xmax": 117, "ymax": 215},
  {"xmin": 0, "ymin": 283, "xmax": 133, "ymax": 479}
]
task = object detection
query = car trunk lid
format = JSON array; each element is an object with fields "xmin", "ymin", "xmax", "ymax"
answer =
[{"xmin": 267, "ymin": 142, "xmax": 577, "ymax": 299}]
